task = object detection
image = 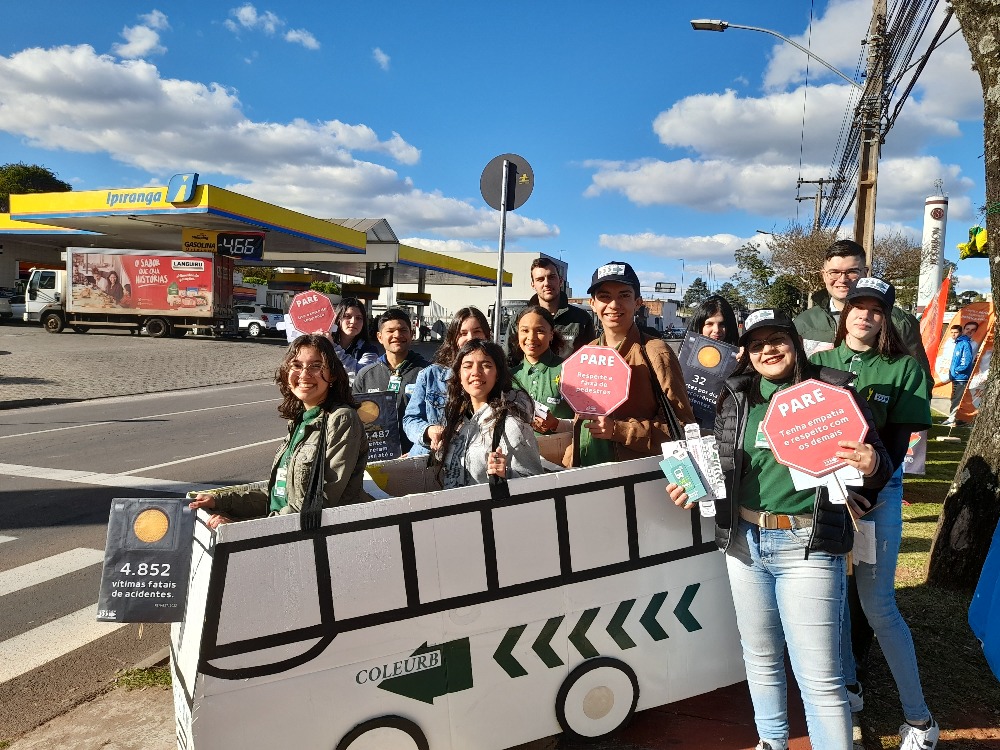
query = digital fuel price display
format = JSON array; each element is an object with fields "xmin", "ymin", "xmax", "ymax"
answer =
[{"xmin": 217, "ymin": 231, "xmax": 265, "ymax": 260}]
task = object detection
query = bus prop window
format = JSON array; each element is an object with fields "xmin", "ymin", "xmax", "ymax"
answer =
[
  {"xmin": 565, "ymin": 485, "xmax": 630, "ymax": 572},
  {"xmin": 633, "ymin": 477, "xmax": 702, "ymax": 557},
  {"xmin": 413, "ymin": 512, "xmax": 487, "ymax": 603},
  {"xmin": 328, "ymin": 527, "xmax": 408, "ymax": 620},
  {"xmin": 493, "ymin": 500, "xmax": 561, "ymax": 587}
]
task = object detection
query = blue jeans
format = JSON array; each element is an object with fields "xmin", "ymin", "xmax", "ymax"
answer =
[
  {"xmin": 726, "ymin": 520, "xmax": 851, "ymax": 750},
  {"xmin": 841, "ymin": 466, "xmax": 931, "ymax": 722}
]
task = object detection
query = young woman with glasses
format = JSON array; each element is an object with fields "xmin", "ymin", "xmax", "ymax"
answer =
[
  {"xmin": 189, "ymin": 334, "xmax": 370, "ymax": 525},
  {"xmin": 810, "ymin": 280, "xmax": 938, "ymax": 750},
  {"xmin": 666, "ymin": 310, "xmax": 891, "ymax": 750}
]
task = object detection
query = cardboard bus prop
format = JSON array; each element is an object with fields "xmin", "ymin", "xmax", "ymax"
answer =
[{"xmin": 171, "ymin": 451, "xmax": 744, "ymax": 749}]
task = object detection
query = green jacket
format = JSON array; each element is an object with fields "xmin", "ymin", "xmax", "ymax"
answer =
[
  {"xmin": 210, "ymin": 404, "xmax": 371, "ymax": 519},
  {"xmin": 793, "ymin": 292, "xmax": 931, "ymax": 376}
]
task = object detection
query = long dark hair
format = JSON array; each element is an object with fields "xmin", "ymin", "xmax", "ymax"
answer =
[
  {"xmin": 276, "ymin": 334, "xmax": 355, "ymax": 420},
  {"xmin": 333, "ymin": 297, "xmax": 372, "ymax": 350},
  {"xmin": 721, "ymin": 324, "xmax": 810, "ymax": 410},
  {"xmin": 833, "ymin": 299, "xmax": 907, "ymax": 359},
  {"xmin": 437, "ymin": 340, "xmax": 531, "ymax": 469},
  {"xmin": 506, "ymin": 305, "xmax": 565, "ymax": 366},
  {"xmin": 434, "ymin": 306, "xmax": 492, "ymax": 366},
  {"xmin": 687, "ymin": 295, "xmax": 739, "ymax": 346}
]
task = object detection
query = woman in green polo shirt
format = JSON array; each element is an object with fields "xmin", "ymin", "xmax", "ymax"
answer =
[
  {"xmin": 810, "ymin": 279, "xmax": 938, "ymax": 749},
  {"xmin": 507, "ymin": 305, "xmax": 575, "ymax": 435}
]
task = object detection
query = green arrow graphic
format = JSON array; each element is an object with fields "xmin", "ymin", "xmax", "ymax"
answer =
[
  {"xmin": 377, "ymin": 638, "xmax": 473, "ymax": 704},
  {"xmin": 532, "ymin": 616, "xmax": 565, "ymax": 668},
  {"xmin": 673, "ymin": 583, "xmax": 703, "ymax": 633},
  {"xmin": 494, "ymin": 625, "xmax": 528, "ymax": 678},
  {"xmin": 640, "ymin": 592, "xmax": 669, "ymax": 641},
  {"xmin": 606, "ymin": 599, "xmax": 637, "ymax": 650},
  {"xmin": 569, "ymin": 608, "xmax": 600, "ymax": 658}
]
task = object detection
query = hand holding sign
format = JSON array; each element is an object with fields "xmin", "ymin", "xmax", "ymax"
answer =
[{"xmin": 289, "ymin": 291, "xmax": 335, "ymax": 334}]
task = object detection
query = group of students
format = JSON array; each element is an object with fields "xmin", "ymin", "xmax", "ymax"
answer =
[{"xmin": 192, "ymin": 244, "xmax": 939, "ymax": 750}]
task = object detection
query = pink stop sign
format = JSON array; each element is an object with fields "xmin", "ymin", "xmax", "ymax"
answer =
[
  {"xmin": 559, "ymin": 345, "xmax": 632, "ymax": 416},
  {"xmin": 760, "ymin": 379, "xmax": 868, "ymax": 477},
  {"xmin": 289, "ymin": 291, "xmax": 335, "ymax": 334}
]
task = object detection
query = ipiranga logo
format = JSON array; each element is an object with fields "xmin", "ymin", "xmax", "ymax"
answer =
[{"xmin": 105, "ymin": 190, "xmax": 165, "ymax": 208}]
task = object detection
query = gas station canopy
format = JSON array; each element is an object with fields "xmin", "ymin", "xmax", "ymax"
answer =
[{"xmin": 3, "ymin": 179, "xmax": 510, "ymax": 286}]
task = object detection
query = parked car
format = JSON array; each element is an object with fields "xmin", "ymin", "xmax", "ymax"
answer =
[
  {"xmin": 235, "ymin": 304, "xmax": 284, "ymax": 337},
  {"xmin": 662, "ymin": 326, "xmax": 687, "ymax": 340},
  {"xmin": 10, "ymin": 295, "xmax": 26, "ymax": 320},
  {"xmin": 0, "ymin": 296, "xmax": 12, "ymax": 322}
]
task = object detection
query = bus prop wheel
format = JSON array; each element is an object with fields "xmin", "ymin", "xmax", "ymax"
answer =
[
  {"xmin": 42, "ymin": 313, "xmax": 65, "ymax": 334},
  {"xmin": 555, "ymin": 657, "xmax": 639, "ymax": 742},
  {"xmin": 145, "ymin": 317, "xmax": 170, "ymax": 338},
  {"xmin": 336, "ymin": 715, "xmax": 428, "ymax": 750}
]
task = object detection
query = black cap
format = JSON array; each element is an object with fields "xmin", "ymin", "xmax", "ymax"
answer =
[
  {"xmin": 739, "ymin": 309, "xmax": 797, "ymax": 346},
  {"xmin": 846, "ymin": 277, "xmax": 895, "ymax": 310},
  {"xmin": 587, "ymin": 261, "xmax": 641, "ymax": 296}
]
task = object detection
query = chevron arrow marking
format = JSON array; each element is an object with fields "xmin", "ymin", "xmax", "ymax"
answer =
[
  {"xmin": 569, "ymin": 608, "xmax": 600, "ymax": 658},
  {"xmin": 673, "ymin": 583, "xmax": 703, "ymax": 633},
  {"xmin": 532, "ymin": 616, "xmax": 565, "ymax": 669},
  {"xmin": 606, "ymin": 599, "xmax": 637, "ymax": 650},
  {"xmin": 640, "ymin": 591, "xmax": 669, "ymax": 641},
  {"xmin": 493, "ymin": 624, "xmax": 528, "ymax": 678}
]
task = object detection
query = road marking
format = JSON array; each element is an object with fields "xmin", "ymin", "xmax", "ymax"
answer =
[
  {"xmin": 0, "ymin": 398, "xmax": 280, "ymax": 441},
  {"xmin": 0, "ymin": 536, "xmax": 15, "ymax": 545},
  {"xmin": 118, "ymin": 437, "xmax": 284, "ymax": 474},
  {"xmin": 0, "ymin": 548, "xmax": 105, "ymax": 597},
  {"xmin": 0, "ymin": 463, "xmax": 214, "ymax": 495},
  {"xmin": 0, "ymin": 604, "xmax": 126, "ymax": 682}
]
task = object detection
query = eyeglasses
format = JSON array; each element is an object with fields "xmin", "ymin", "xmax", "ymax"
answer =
[
  {"xmin": 823, "ymin": 267, "xmax": 863, "ymax": 280},
  {"xmin": 747, "ymin": 334, "xmax": 792, "ymax": 355},
  {"xmin": 290, "ymin": 362, "xmax": 327, "ymax": 374}
]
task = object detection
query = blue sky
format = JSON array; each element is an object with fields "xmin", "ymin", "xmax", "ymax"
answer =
[{"xmin": 0, "ymin": 1, "xmax": 989, "ymax": 297}]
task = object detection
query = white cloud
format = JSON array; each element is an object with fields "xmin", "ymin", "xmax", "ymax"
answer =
[
  {"xmin": 599, "ymin": 231, "xmax": 748, "ymax": 260},
  {"xmin": 224, "ymin": 5, "xmax": 318, "ymax": 49},
  {"xmin": 113, "ymin": 11, "xmax": 170, "ymax": 59},
  {"xmin": 955, "ymin": 273, "xmax": 992, "ymax": 295},
  {"xmin": 373, "ymin": 47, "xmax": 390, "ymax": 71},
  {"xmin": 400, "ymin": 238, "xmax": 494, "ymax": 254}
]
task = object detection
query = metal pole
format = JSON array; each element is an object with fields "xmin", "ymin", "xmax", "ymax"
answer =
[{"xmin": 493, "ymin": 159, "xmax": 510, "ymax": 343}]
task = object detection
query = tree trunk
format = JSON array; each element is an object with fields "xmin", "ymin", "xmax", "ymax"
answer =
[{"xmin": 926, "ymin": 0, "xmax": 1000, "ymax": 589}]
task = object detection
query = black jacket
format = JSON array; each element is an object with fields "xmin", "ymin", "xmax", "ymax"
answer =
[{"xmin": 714, "ymin": 364, "xmax": 892, "ymax": 556}]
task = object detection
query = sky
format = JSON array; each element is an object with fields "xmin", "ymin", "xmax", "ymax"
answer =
[{"xmin": 0, "ymin": 0, "xmax": 990, "ymax": 298}]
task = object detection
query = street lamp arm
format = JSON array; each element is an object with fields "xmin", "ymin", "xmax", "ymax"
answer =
[{"xmin": 690, "ymin": 19, "xmax": 863, "ymax": 90}]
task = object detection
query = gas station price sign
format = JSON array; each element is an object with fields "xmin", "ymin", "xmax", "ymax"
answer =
[{"xmin": 217, "ymin": 231, "xmax": 265, "ymax": 260}]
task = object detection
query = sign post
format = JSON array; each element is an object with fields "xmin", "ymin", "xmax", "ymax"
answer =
[{"xmin": 559, "ymin": 345, "xmax": 631, "ymax": 416}]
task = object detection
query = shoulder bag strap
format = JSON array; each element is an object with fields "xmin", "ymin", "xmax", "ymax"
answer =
[
  {"xmin": 638, "ymin": 338, "xmax": 684, "ymax": 441},
  {"xmin": 488, "ymin": 414, "xmax": 511, "ymax": 501},
  {"xmin": 300, "ymin": 411, "xmax": 328, "ymax": 532}
]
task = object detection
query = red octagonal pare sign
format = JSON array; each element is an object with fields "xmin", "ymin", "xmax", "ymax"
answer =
[
  {"xmin": 560, "ymin": 345, "xmax": 632, "ymax": 416},
  {"xmin": 761, "ymin": 379, "xmax": 868, "ymax": 477}
]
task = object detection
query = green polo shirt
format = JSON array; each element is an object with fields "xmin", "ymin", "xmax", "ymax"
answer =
[
  {"xmin": 512, "ymin": 350, "xmax": 574, "ymax": 432},
  {"xmin": 740, "ymin": 378, "xmax": 816, "ymax": 516},
  {"xmin": 810, "ymin": 344, "xmax": 931, "ymax": 431}
]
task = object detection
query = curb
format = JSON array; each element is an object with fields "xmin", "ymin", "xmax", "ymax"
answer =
[
  {"xmin": 132, "ymin": 647, "xmax": 170, "ymax": 671},
  {"xmin": 0, "ymin": 398, "xmax": 82, "ymax": 411}
]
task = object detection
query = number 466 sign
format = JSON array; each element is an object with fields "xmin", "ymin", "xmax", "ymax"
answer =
[{"xmin": 97, "ymin": 498, "xmax": 194, "ymax": 623}]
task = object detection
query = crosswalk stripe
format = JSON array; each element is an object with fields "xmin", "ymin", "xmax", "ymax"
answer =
[
  {"xmin": 0, "ymin": 604, "xmax": 126, "ymax": 682},
  {"xmin": 0, "ymin": 535, "xmax": 16, "ymax": 545},
  {"xmin": 0, "ymin": 548, "xmax": 105, "ymax": 597},
  {"xmin": 0, "ymin": 462, "xmax": 214, "ymax": 495}
]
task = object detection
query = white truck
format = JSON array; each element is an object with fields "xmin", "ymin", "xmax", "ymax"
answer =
[{"xmin": 25, "ymin": 248, "xmax": 236, "ymax": 337}]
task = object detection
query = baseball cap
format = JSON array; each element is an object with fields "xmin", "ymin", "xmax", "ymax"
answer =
[
  {"xmin": 846, "ymin": 277, "xmax": 895, "ymax": 310},
  {"xmin": 587, "ymin": 261, "xmax": 641, "ymax": 296},
  {"xmin": 739, "ymin": 308, "xmax": 797, "ymax": 346}
]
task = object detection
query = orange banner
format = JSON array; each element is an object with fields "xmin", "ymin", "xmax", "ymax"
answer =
[
  {"xmin": 931, "ymin": 302, "xmax": 994, "ymax": 421},
  {"xmin": 920, "ymin": 272, "xmax": 950, "ymax": 369}
]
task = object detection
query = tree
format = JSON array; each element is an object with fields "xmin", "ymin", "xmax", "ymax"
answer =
[
  {"xmin": 0, "ymin": 162, "xmax": 72, "ymax": 212},
  {"xmin": 236, "ymin": 265, "xmax": 277, "ymax": 283},
  {"xmin": 732, "ymin": 242, "xmax": 774, "ymax": 307},
  {"xmin": 926, "ymin": 1, "xmax": 1000, "ymax": 591},
  {"xmin": 715, "ymin": 282, "xmax": 748, "ymax": 313},
  {"xmin": 682, "ymin": 277, "xmax": 711, "ymax": 309},
  {"xmin": 958, "ymin": 290, "xmax": 986, "ymax": 305},
  {"xmin": 310, "ymin": 280, "xmax": 341, "ymax": 294},
  {"xmin": 765, "ymin": 274, "xmax": 804, "ymax": 314},
  {"xmin": 765, "ymin": 224, "xmax": 839, "ymax": 307}
]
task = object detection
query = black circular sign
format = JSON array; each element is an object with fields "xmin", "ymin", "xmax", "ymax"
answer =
[{"xmin": 480, "ymin": 153, "xmax": 534, "ymax": 211}]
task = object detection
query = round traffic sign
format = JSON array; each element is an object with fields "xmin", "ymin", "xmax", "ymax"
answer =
[
  {"xmin": 480, "ymin": 153, "xmax": 534, "ymax": 211},
  {"xmin": 559, "ymin": 345, "xmax": 631, "ymax": 416},
  {"xmin": 760, "ymin": 379, "xmax": 868, "ymax": 477},
  {"xmin": 289, "ymin": 291, "xmax": 335, "ymax": 334}
]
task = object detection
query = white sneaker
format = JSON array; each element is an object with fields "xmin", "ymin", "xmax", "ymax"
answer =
[
  {"xmin": 847, "ymin": 682, "xmax": 864, "ymax": 713},
  {"xmin": 899, "ymin": 718, "xmax": 940, "ymax": 750},
  {"xmin": 755, "ymin": 741, "xmax": 788, "ymax": 750}
]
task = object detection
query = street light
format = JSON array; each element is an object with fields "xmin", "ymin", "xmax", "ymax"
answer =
[{"xmin": 690, "ymin": 19, "xmax": 863, "ymax": 90}]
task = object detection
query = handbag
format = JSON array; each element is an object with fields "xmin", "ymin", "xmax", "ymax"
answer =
[{"xmin": 299, "ymin": 411, "xmax": 328, "ymax": 532}]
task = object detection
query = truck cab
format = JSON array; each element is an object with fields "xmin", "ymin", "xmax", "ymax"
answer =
[{"xmin": 25, "ymin": 268, "xmax": 67, "ymax": 331}]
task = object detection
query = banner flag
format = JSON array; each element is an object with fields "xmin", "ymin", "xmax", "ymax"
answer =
[{"xmin": 920, "ymin": 271, "xmax": 951, "ymax": 371}]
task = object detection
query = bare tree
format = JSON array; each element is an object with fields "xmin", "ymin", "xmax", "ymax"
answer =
[
  {"xmin": 870, "ymin": 231, "xmax": 923, "ymax": 309},
  {"xmin": 926, "ymin": 0, "xmax": 1000, "ymax": 590},
  {"xmin": 765, "ymin": 225, "xmax": 839, "ymax": 306}
]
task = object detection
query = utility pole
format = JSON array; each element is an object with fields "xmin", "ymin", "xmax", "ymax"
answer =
[
  {"xmin": 853, "ymin": 0, "xmax": 888, "ymax": 266},
  {"xmin": 796, "ymin": 177, "xmax": 843, "ymax": 232}
]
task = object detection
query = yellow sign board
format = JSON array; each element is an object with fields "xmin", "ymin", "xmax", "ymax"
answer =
[{"xmin": 182, "ymin": 228, "xmax": 218, "ymax": 252}]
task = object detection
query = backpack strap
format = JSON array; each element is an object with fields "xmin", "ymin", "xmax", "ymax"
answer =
[{"xmin": 488, "ymin": 414, "xmax": 510, "ymax": 501}]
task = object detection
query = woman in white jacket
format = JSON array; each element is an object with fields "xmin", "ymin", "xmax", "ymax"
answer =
[{"xmin": 438, "ymin": 339, "xmax": 543, "ymax": 489}]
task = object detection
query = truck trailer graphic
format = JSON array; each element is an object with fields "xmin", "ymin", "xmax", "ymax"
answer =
[{"xmin": 172, "ymin": 454, "xmax": 744, "ymax": 749}]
